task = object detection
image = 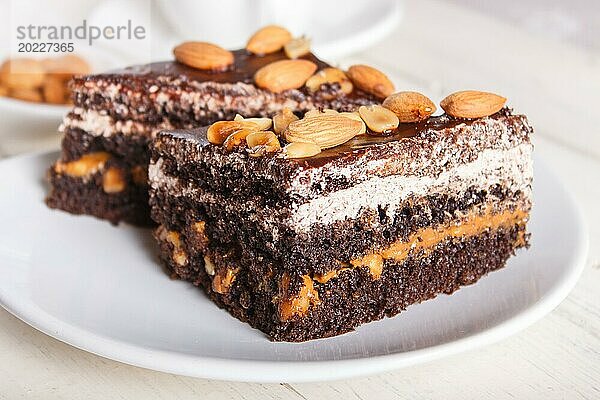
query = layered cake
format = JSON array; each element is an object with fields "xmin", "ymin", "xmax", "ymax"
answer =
[
  {"xmin": 149, "ymin": 89, "xmax": 533, "ymax": 341},
  {"xmin": 45, "ymin": 26, "xmax": 382, "ymax": 225}
]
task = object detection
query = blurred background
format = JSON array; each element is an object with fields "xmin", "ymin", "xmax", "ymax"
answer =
[{"xmin": 0, "ymin": 0, "xmax": 598, "ymax": 158}]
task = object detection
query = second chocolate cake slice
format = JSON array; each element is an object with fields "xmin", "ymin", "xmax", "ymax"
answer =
[
  {"xmin": 45, "ymin": 27, "xmax": 380, "ymax": 225},
  {"xmin": 148, "ymin": 91, "xmax": 533, "ymax": 341}
]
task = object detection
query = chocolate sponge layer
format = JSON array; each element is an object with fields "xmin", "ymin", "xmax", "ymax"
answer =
[
  {"xmin": 60, "ymin": 127, "xmax": 150, "ymax": 165},
  {"xmin": 46, "ymin": 154, "xmax": 152, "ymax": 226},
  {"xmin": 156, "ymin": 222, "xmax": 526, "ymax": 342}
]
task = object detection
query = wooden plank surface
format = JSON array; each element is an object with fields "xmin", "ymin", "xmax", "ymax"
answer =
[{"xmin": 1, "ymin": 0, "xmax": 599, "ymax": 398}]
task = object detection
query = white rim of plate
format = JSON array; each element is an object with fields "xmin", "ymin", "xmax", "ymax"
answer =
[{"xmin": 0, "ymin": 96, "xmax": 69, "ymax": 118}]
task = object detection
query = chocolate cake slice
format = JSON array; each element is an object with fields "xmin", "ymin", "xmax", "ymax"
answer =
[
  {"xmin": 45, "ymin": 28, "xmax": 380, "ymax": 225},
  {"xmin": 148, "ymin": 90, "xmax": 533, "ymax": 342}
]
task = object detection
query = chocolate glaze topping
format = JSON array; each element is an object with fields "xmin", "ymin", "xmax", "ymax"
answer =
[
  {"xmin": 95, "ymin": 49, "xmax": 329, "ymax": 84},
  {"xmin": 163, "ymin": 109, "xmax": 515, "ymax": 169},
  {"xmin": 74, "ymin": 49, "xmax": 377, "ymax": 107}
]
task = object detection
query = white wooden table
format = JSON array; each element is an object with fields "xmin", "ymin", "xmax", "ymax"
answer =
[{"xmin": 1, "ymin": 1, "xmax": 599, "ymax": 398}]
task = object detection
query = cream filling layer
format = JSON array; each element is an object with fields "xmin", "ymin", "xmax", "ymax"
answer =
[
  {"xmin": 289, "ymin": 143, "xmax": 532, "ymax": 232},
  {"xmin": 60, "ymin": 108, "xmax": 176, "ymax": 137}
]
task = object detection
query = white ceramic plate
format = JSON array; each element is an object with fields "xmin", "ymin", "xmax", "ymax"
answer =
[
  {"xmin": 0, "ymin": 97, "xmax": 67, "ymax": 155},
  {"xmin": 0, "ymin": 152, "xmax": 587, "ymax": 383}
]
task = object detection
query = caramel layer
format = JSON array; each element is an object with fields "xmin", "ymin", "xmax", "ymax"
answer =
[
  {"xmin": 54, "ymin": 151, "xmax": 110, "ymax": 178},
  {"xmin": 279, "ymin": 274, "xmax": 321, "ymax": 321},
  {"xmin": 316, "ymin": 207, "xmax": 529, "ymax": 284}
]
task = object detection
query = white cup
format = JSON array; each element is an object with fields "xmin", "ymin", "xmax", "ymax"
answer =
[
  {"xmin": 154, "ymin": 0, "xmax": 402, "ymax": 59},
  {"xmin": 155, "ymin": 0, "xmax": 266, "ymax": 49}
]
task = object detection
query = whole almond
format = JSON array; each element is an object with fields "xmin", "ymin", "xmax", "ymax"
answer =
[
  {"xmin": 0, "ymin": 59, "xmax": 46, "ymax": 89},
  {"xmin": 254, "ymin": 59, "xmax": 317, "ymax": 93},
  {"xmin": 346, "ymin": 65, "xmax": 394, "ymax": 99},
  {"xmin": 285, "ymin": 114, "xmax": 363, "ymax": 149},
  {"xmin": 284, "ymin": 37, "xmax": 311, "ymax": 59},
  {"xmin": 207, "ymin": 120, "xmax": 260, "ymax": 144},
  {"xmin": 358, "ymin": 105, "xmax": 399, "ymax": 133},
  {"xmin": 173, "ymin": 42, "xmax": 234, "ymax": 71},
  {"xmin": 246, "ymin": 25, "xmax": 292, "ymax": 55},
  {"xmin": 305, "ymin": 67, "xmax": 353, "ymax": 95},
  {"xmin": 283, "ymin": 142, "xmax": 322, "ymax": 159},
  {"xmin": 440, "ymin": 90, "xmax": 506, "ymax": 119},
  {"xmin": 382, "ymin": 91, "xmax": 436, "ymax": 122}
]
